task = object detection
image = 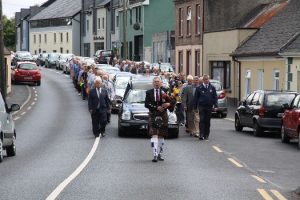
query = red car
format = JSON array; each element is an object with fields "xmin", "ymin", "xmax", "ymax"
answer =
[
  {"xmin": 11, "ymin": 62, "xmax": 41, "ymax": 86},
  {"xmin": 281, "ymin": 94, "xmax": 300, "ymax": 149}
]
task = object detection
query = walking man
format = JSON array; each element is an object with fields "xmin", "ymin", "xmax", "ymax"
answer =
[
  {"xmin": 88, "ymin": 78, "xmax": 111, "ymax": 138},
  {"xmin": 193, "ymin": 75, "xmax": 218, "ymax": 141},
  {"xmin": 145, "ymin": 77, "xmax": 174, "ymax": 162}
]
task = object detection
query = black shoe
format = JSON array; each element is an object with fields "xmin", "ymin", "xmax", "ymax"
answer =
[
  {"xmin": 94, "ymin": 134, "xmax": 100, "ymax": 138},
  {"xmin": 152, "ymin": 156, "xmax": 158, "ymax": 162},
  {"xmin": 199, "ymin": 137, "xmax": 204, "ymax": 140},
  {"xmin": 158, "ymin": 154, "xmax": 164, "ymax": 161},
  {"xmin": 101, "ymin": 133, "xmax": 106, "ymax": 137}
]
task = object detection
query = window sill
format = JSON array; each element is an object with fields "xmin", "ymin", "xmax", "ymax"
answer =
[
  {"xmin": 195, "ymin": 34, "xmax": 201, "ymax": 37},
  {"xmin": 186, "ymin": 35, "xmax": 192, "ymax": 38}
]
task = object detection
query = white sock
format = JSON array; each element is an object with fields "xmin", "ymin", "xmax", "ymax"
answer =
[
  {"xmin": 158, "ymin": 138, "xmax": 165, "ymax": 155},
  {"xmin": 150, "ymin": 137, "xmax": 158, "ymax": 157}
]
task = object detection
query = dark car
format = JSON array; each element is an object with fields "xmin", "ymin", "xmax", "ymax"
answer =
[
  {"xmin": 235, "ymin": 90, "xmax": 297, "ymax": 137},
  {"xmin": 36, "ymin": 53, "xmax": 48, "ymax": 66},
  {"xmin": 94, "ymin": 50, "xmax": 114, "ymax": 64},
  {"xmin": 12, "ymin": 51, "xmax": 34, "ymax": 66},
  {"xmin": 0, "ymin": 92, "xmax": 20, "ymax": 162},
  {"xmin": 118, "ymin": 77, "xmax": 179, "ymax": 138},
  {"xmin": 45, "ymin": 53, "xmax": 60, "ymax": 68},
  {"xmin": 111, "ymin": 72, "xmax": 135, "ymax": 112},
  {"xmin": 281, "ymin": 94, "xmax": 300, "ymax": 149},
  {"xmin": 11, "ymin": 62, "xmax": 42, "ymax": 86}
]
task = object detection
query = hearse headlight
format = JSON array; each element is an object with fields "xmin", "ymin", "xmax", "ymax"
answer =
[{"xmin": 121, "ymin": 110, "xmax": 131, "ymax": 120}]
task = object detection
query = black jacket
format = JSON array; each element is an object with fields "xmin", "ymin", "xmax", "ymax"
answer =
[
  {"xmin": 193, "ymin": 83, "xmax": 218, "ymax": 109},
  {"xmin": 88, "ymin": 88, "xmax": 111, "ymax": 111}
]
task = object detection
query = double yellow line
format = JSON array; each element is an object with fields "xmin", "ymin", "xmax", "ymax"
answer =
[{"xmin": 257, "ymin": 189, "xmax": 287, "ymax": 200}]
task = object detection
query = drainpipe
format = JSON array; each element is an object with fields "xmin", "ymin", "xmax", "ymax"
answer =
[
  {"xmin": 201, "ymin": 0, "xmax": 205, "ymax": 76},
  {"xmin": 233, "ymin": 56, "xmax": 241, "ymax": 105}
]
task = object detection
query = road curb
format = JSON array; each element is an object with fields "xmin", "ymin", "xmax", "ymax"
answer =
[{"xmin": 12, "ymin": 85, "xmax": 32, "ymax": 117}]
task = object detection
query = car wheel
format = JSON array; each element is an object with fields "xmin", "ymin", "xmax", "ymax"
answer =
[
  {"xmin": 37, "ymin": 81, "xmax": 41, "ymax": 86},
  {"xmin": 235, "ymin": 116, "xmax": 243, "ymax": 132},
  {"xmin": 221, "ymin": 113, "xmax": 227, "ymax": 118},
  {"xmin": 0, "ymin": 138, "xmax": 3, "ymax": 163},
  {"xmin": 298, "ymin": 130, "xmax": 300, "ymax": 150},
  {"xmin": 281, "ymin": 125, "xmax": 290, "ymax": 143},
  {"xmin": 253, "ymin": 122, "xmax": 263, "ymax": 137},
  {"xmin": 6, "ymin": 135, "xmax": 16, "ymax": 157}
]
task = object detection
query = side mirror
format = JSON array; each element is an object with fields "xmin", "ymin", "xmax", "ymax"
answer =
[
  {"xmin": 239, "ymin": 101, "xmax": 246, "ymax": 106},
  {"xmin": 9, "ymin": 104, "xmax": 20, "ymax": 113},
  {"xmin": 282, "ymin": 103, "xmax": 290, "ymax": 110}
]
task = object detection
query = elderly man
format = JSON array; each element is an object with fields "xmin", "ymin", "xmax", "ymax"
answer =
[
  {"xmin": 145, "ymin": 77, "xmax": 174, "ymax": 162},
  {"xmin": 88, "ymin": 78, "xmax": 111, "ymax": 137},
  {"xmin": 102, "ymin": 74, "xmax": 115, "ymax": 123}
]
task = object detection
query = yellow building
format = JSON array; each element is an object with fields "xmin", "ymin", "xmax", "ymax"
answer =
[{"xmin": 232, "ymin": 0, "xmax": 300, "ymax": 100}]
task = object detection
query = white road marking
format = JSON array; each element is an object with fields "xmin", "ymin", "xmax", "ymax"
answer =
[
  {"xmin": 251, "ymin": 175, "xmax": 266, "ymax": 183},
  {"xmin": 27, "ymin": 106, "xmax": 32, "ymax": 110},
  {"xmin": 35, "ymin": 94, "xmax": 38, "ymax": 97},
  {"xmin": 225, "ymin": 118, "xmax": 234, "ymax": 122},
  {"xmin": 31, "ymin": 102, "xmax": 35, "ymax": 106},
  {"xmin": 46, "ymin": 137, "xmax": 101, "ymax": 200},
  {"xmin": 64, "ymin": 75, "xmax": 69, "ymax": 78},
  {"xmin": 212, "ymin": 146, "xmax": 223, "ymax": 153},
  {"xmin": 21, "ymin": 112, "xmax": 26, "ymax": 116},
  {"xmin": 33, "ymin": 87, "xmax": 36, "ymax": 90},
  {"xmin": 228, "ymin": 158, "xmax": 243, "ymax": 167},
  {"xmin": 34, "ymin": 90, "xmax": 37, "ymax": 93},
  {"xmin": 34, "ymin": 98, "xmax": 38, "ymax": 101},
  {"xmin": 13, "ymin": 117, "xmax": 20, "ymax": 121}
]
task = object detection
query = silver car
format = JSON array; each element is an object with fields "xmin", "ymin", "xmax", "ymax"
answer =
[
  {"xmin": 210, "ymin": 79, "xmax": 228, "ymax": 118},
  {"xmin": 0, "ymin": 92, "xmax": 20, "ymax": 162}
]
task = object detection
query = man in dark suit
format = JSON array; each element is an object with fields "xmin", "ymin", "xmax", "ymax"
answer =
[
  {"xmin": 145, "ymin": 77, "xmax": 174, "ymax": 162},
  {"xmin": 88, "ymin": 78, "xmax": 111, "ymax": 137},
  {"xmin": 193, "ymin": 75, "xmax": 218, "ymax": 141}
]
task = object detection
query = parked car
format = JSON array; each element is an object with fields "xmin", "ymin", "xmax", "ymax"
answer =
[
  {"xmin": 62, "ymin": 57, "xmax": 73, "ymax": 74},
  {"xmin": 36, "ymin": 53, "xmax": 48, "ymax": 66},
  {"xmin": 45, "ymin": 53, "xmax": 60, "ymax": 68},
  {"xmin": 281, "ymin": 94, "xmax": 300, "ymax": 149},
  {"xmin": 210, "ymin": 79, "xmax": 227, "ymax": 118},
  {"xmin": 11, "ymin": 51, "xmax": 34, "ymax": 66},
  {"xmin": 56, "ymin": 54, "xmax": 74, "ymax": 70},
  {"xmin": 11, "ymin": 62, "xmax": 41, "ymax": 86},
  {"xmin": 96, "ymin": 64, "xmax": 120, "ymax": 80},
  {"xmin": 0, "ymin": 92, "xmax": 20, "ymax": 162},
  {"xmin": 235, "ymin": 90, "xmax": 297, "ymax": 137},
  {"xmin": 118, "ymin": 77, "xmax": 179, "ymax": 138},
  {"xmin": 151, "ymin": 63, "xmax": 174, "ymax": 72},
  {"xmin": 94, "ymin": 50, "xmax": 114, "ymax": 64}
]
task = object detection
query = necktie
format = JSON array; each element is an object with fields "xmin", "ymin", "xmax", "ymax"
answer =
[
  {"xmin": 156, "ymin": 89, "xmax": 160, "ymax": 103},
  {"xmin": 97, "ymin": 88, "xmax": 100, "ymax": 109}
]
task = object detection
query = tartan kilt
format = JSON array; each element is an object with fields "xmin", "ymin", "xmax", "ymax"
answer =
[{"xmin": 148, "ymin": 110, "xmax": 168, "ymax": 137}]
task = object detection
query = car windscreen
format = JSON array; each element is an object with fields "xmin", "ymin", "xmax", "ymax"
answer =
[
  {"xmin": 18, "ymin": 52, "xmax": 31, "ymax": 57},
  {"xmin": 265, "ymin": 93, "xmax": 295, "ymax": 107},
  {"xmin": 115, "ymin": 78, "xmax": 130, "ymax": 89},
  {"xmin": 210, "ymin": 81, "xmax": 222, "ymax": 91},
  {"xmin": 19, "ymin": 63, "xmax": 37, "ymax": 70},
  {"xmin": 160, "ymin": 64, "xmax": 174, "ymax": 72},
  {"xmin": 103, "ymin": 68, "xmax": 120, "ymax": 74},
  {"xmin": 49, "ymin": 54, "xmax": 59, "ymax": 59},
  {"xmin": 125, "ymin": 89, "xmax": 146, "ymax": 104},
  {"xmin": 61, "ymin": 54, "xmax": 72, "ymax": 60},
  {"xmin": 102, "ymin": 51, "xmax": 112, "ymax": 56}
]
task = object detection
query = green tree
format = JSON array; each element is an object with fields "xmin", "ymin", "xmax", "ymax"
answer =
[{"xmin": 3, "ymin": 15, "xmax": 16, "ymax": 51}]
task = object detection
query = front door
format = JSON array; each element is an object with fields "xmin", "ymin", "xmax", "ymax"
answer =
[{"xmin": 134, "ymin": 35, "xmax": 143, "ymax": 61}]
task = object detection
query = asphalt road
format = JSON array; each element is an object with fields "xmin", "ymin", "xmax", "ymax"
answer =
[{"xmin": 0, "ymin": 68, "xmax": 299, "ymax": 200}]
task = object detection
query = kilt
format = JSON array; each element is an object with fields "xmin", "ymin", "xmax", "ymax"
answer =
[{"xmin": 148, "ymin": 110, "xmax": 168, "ymax": 137}]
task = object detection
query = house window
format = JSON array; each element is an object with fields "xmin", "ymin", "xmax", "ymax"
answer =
[
  {"xmin": 102, "ymin": 18, "xmax": 105, "ymax": 29},
  {"xmin": 186, "ymin": 50, "xmax": 191, "ymax": 75},
  {"xmin": 245, "ymin": 69, "xmax": 251, "ymax": 97},
  {"xmin": 54, "ymin": 33, "xmax": 56, "ymax": 43},
  {"xmin": 34, "ymin": 50, "xmax": 37, "ymax": 55},
  {"xmin": 84, "ymin": 43, "xmax": 90, "ymax": 57},
  {"xmin": 60, "ymin": 47, "xmax": 63, "ymax": 53},
  {"xmin": 186, "ymin": 6, "xmax": 191, "ymax": 36},
  {"xmin": 44, "ymin": 34, "xmax": 47, "ymax": 43},
  {"xmin": 94, "ymin": 42, "xmax": 104, "ymax": 52},
  {"xmin": 87, "ymin": 19, "xmax": 89, "ymax": 32},
  {"xmin": 39, "ymin": 34, "xmax": 41, "ymax": 43},
  {"xmin": 257, "ymin": 69, "xmax": 264, "ymax": 90},
  {"xmin": 116, "ymin": 15, "xmax": 119, "ymax": 27},
  {"xmin": 130, "ymin": 9, "xmax": 132, "ymax": 25},
  {"xmin": 136, "ymin": 6, "xmax": 141, "ymax": 23},
  {"xmin": 66, "ymin": 32, "xmax": 69, "ymax": 43},
  {"xmin": 98, "ymin": 18, "xmax": 100, "ymax": 29},
  {"xmin": 211, "ymin": 61, "xmax": 231, "ymax": 89},
  {"xmin": 179, "ymin": 8, "xmax": 183, "ymax": 36},
  {"xmin": 196, "ymin": 4, "xmax": 201, "ymax": 35},
  {"xmin": 195, "ymin": 50, "xmax": 200, "ymax": 76},
  {"xmin": 273, "ymin": 69, "xmax": 280, "ymax": 90},
  {"xmin": 178, "ymin": 51, "xmax": 183, "ymax": 73},
  {"xmin": 60, "ymin": 33, "xmax": 63, "ymax": 43},
  {"xmin": 66, "ymin": 50, "xmax": 69, "ymax": 53},
  {"xmin": 34, "ymin": 35, "xmax": 36, "ymax": 43}
]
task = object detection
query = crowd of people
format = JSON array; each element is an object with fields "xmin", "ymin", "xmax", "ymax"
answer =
[{"xmin": 66, "ymin": 57, "xmax": 218, "ymax": 162}]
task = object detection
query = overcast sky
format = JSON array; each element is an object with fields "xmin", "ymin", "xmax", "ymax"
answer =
[{"xmin": 3, "ymin": 0, "xmax": 47, "ymax": 18}]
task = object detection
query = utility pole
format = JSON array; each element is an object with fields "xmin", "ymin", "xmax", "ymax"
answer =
[
  {"xmin": 0, "ymin": 0, "xmax": 6, "ymax": 98},
  {"xmin": 122, "ymin": 0, "xmax": 128, "ymax": 59}
]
